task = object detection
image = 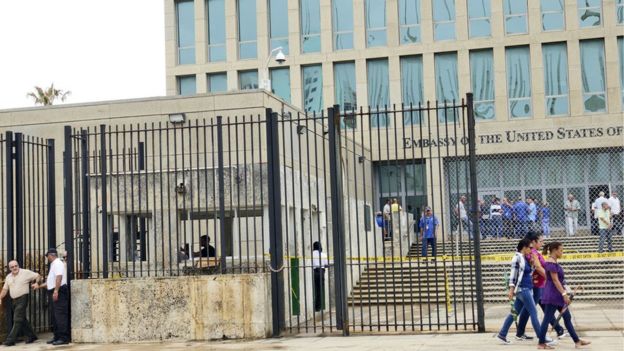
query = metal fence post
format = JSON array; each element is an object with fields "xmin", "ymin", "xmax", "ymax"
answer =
[
  {"xmin": 99, "ymin": 125, "xmax": 108, "ymax": 279},
  {"xmin": 47, "ymin": 139, "xmax": 57, "ymax": 249},
  {"xmin": 80, "ymin": 130, "xmax": 90, "ymax": 278},
  {"xmin": 63, "ymin": 126, "xmax": 74, "ymax": 280},
  {"xmin": 14, "ymin": 133, "xmax": 24, "ymax": 265},
  {"xmin": 328, "ymin": 105, "xmax": 349, "ymax": 335},
  {"xmin": 466, "ymin": 93, "xmax": 486, "ymax": 332},
  {"xmin": 266, "ymin": 108, "xmax": 285, "ymax": 337},
  {"xmin": 5, "ymin": 131, "xmax": 14, "ymax": 261},
  {"xmin": 216, "ymin": 116, "xmax": 228, "ymax": 273}
]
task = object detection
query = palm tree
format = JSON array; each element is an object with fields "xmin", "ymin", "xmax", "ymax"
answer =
[{"xmin": 26, "ymin": 84, "xmax": 71, "ymax": 106}]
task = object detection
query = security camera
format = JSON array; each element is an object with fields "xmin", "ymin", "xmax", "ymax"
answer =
[{"xmin": 275, "ymin": 49, "xmax": 286, "ymax": 64}]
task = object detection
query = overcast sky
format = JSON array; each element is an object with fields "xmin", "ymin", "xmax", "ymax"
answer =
[{"xmin": 0, "ymin": 0, "xmax": 165, "ymax": 109}]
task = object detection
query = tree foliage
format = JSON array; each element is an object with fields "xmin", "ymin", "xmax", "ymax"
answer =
[{"xmin": 26, "ymin": 84, "xmax": 71, "ymax": 106}]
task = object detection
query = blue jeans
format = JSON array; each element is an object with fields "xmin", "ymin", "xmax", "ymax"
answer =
[
  {"xmin": 422, "ymin": 237, "xmax": 436, "ymax": 257},
  {"xmin": 599, "ymin": 228, "xmax": 613, "ymax": 252},
  {"xmin": 538, "ymin": 304, "xmax": 579, "ymax": 344},
  {"xmin": 542, "ymin": 219, "xmax": 551, "ymax": 237},
  {"xmin": 491, "ymin": 216, "xmax": 503, "ymax": 238},
  {"xmin": 498, "ymin": 287, "xmax": 541, "ymax": 339},
  {"xmin": 516, "ymin": 287, "xmax": 563, "ymax": 337},
  {"xmin": 460, "ymin": 217, "xmax": 473, "ymax": 239}
]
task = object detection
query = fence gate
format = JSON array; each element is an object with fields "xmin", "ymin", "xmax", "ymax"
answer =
[
  {"xmin": 277, "ymin": 94, "xmax": 484, "ymax": 335},
  {"xmin": 1, "ymin": 131, "xmax": 56, "ymax": 333}
]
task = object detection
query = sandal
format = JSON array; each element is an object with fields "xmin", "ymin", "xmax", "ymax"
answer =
[
  {"xmin": 537, "ymin": 344, "xmax": 555, "ymax": 350},
  {"xmin": 575, "ymin": 339, "xmax": 591, "ymax": 348}
]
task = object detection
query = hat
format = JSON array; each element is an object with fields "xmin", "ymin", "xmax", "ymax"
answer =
[
  {"xmin": 425, "ymin": 206, "xmax": 432, "ymax": 211},
  {"xmin": 45, "ymin": 248, "xmax": 58, "ymax": 256}
]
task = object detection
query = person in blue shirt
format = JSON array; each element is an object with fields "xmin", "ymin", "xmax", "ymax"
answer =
[
  {"xmin": 541, "ymin": 203, "xmax": 551, "ymax": 237},
  {"xmin": 513, "ymin": 198, "xmax": 529, "ymax": 238},
  {"xmin": 527, "ymin": 198, "xmax": 538, "ymax": 232},
  {"xmin": 419, "ymin": 207, "xmax": 439, "ymax": 260},
  {"xmin": 502, "ymin": 198, "xmax": 514, "ymax": 238}
]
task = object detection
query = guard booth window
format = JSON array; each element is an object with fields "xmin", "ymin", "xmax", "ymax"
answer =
[{"xmin": 126, "ymin": 215, "xmax": 148, "ymax": 262}]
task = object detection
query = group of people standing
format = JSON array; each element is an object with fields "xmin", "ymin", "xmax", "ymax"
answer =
[
  {"xmin": 1, "ymin": 248, "xmax": 70, "ymax": 346},
  {"xmin": 496, "ymin": 232, "xmax": 591, "ymax": 349}
]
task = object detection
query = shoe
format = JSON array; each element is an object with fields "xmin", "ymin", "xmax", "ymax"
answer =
[
  {"xmin": 495, "ymin": 334, "xmax": 511, "ymax": 345},
  {"xmin": 47, "ymin": 339, "xmax": 58, "ymax": 344},
  {"xmin": 546, "ymin": 337, "xmax": 558, "ymax": 347},
  {"xmin": 2, "ymin": 341, "xmax": 15, "ymax": 346},
  {"xmin": 515, "ymin": 334, "xmax": 534, "ymax": 341},
  {"xmin": 52, "ymin": 339, "xmax": 69, "ymax": 345},
  {"xmin": 25, "ymin": 336, "xmax": 38, "ymax": 344},
  {"xmin": 557, "ymin": 331, "xmax": 569, "ymax": 339},
  {"xmin": 537, "ymin": 344, "xmax": 555, "ymax": 350},
  {"xmin": 575, "ymin": 339, "xmax": 591, "ymax": 348}
]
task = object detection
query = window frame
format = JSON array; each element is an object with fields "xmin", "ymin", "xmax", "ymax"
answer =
[
  {"xmin": 432, "ymin": 0, "xmax": 456, "ymax": 41},
  {"xmin": 175, "ymin": 0, "xmax": 196, "ymax": 65},
  {"xmin": 398, "ymin": 0, "xmax": 421, "ymax": 45},
  {"xmin": 300, "ymin": 0, "xmax": 322, "ymax": 53},
  {"xmin": 505, "ymin": 45, "xmax": 533, "ymax": 120},
  {"xmin": 542, "ymin": 42, "xmax": 570, "ymax": 117},
  {"xmin": 238, "ymin": 70, "xmax": 259, "ymax": 90},
  {"xmin": 268, "ymin": 0, "xmax": 290, "ymax": 54},
  {"xmin": 540, "ymin": 0, "xmax": 566, "ymax": 32},
  {"xmin": 302, "ymin": 64, "xmax": 324, "ymax": 114},
  {"xmin": 577, "ymin": 0, "xmax": 603, "ymax": 28},
  {"xmin": 503, "ymin": 0, "xmax": 529, "ymax": 35},
  {"xmin": 580, "ymin": 39, "xmax": 608, "ymax": 114},
  {"xmin": 206, "ymin": 0, "xmax": 226, "ymax": 62},
  {"xmin": 207, "ymin": 72, "xmax": 227, "ymax": 93},
  {"xmin": 467, "ymin": 0, "xmax": 492, "ymax": 39},
  {"xmin": 237, "ymin": 0, "xmax": 258, "ymax": 60},
  {"xmin": 365, "ymin": 0, "xmax": 388, "ymax": 47},
  {"xmin": 469, "ymin": 48, "xmax": 496, "ymax": 121},
  {"xmin": 177, "ymin": 75, "xmax": 197, "ymax": 96}
]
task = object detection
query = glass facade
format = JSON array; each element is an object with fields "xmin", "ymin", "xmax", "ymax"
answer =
[
  {"xmin": 400, "ymin": 55, "xmax": 424, "ymax": 124},
  {"xmin": 467, "ymin": 0, "xmax": 491, "ymax": 38},
  {"xmin": 506, "ymin": 46, "xmax": 532, "ymax": 118},
  {"xmin": 434, "ymin": 52, "xmax": 459, "ymax": 122},
  {"xmin": 237, "ymin": 0, "xmax": 257, "ymax": 59},
  {"xmin": 432, "ymin": 0, "xmax": 455, "ymax": 41},
  {"xmin": 366, "ymin": 0, "xmax": 387, "ymax": 47},
  {"xmin": 504, "ymin": 0, "xmax": 528, "ymax": 35},
  {"xmin": 367, "ymin": 59, "xmax": 390, "ymax": 127},
  {"xmin": 376, "ymin": 163, "xmax": 427, "ymax": 220},
  {"xmin": 578, "ymin": 0, "xmax": 602, "ymax": 28},
  {"xmin": 541, "ymin": 0, "xmax": 565, "ymax": 31},
  {"xmin": 269, "ymin": 0, "xmax": 289, "ymax": 54},
  {"xmin": 399, "ymin": 0, "xmax": 420, "ymax": 44},
  {"xmin": 333, "ymin": 0, "xmax": 354, "ymax": 50},
  {"xmin": 270, "ymin": 67, "xmax": 291, "ymax": 103},
  {"xmin": 302, "ymin": 65, "xmax": 323, "ymax": 114},
  {"xmin": 176, "ymin": 0, "xmax": 195, "ymax": 65},
  {"xmin": 239, "ymin": 70, "xmax": 258, "ymax": 90},
  {"xmin": 207, "ymin": 0, "xmax": 226, "ymax": 61},
  {"xmin": 470, "ymin": 49, "xmax": 495, "ymax": 120},
  {"xmin": 177, "ymin": 75, "xmax": 196, "ymax": 95},
  {"xmin": 580, "ymin": 39, "xmax": 607, "ymax": 113},
  {"xmin": 542, "ymin": 42, "xmax": 569, "ymax": 116},
  {"xmin": 334, "ymin": 62, "xmax": 357, "ymax": 128},
  {"xmin": 618, "ymin": 0, "xmax": 624, "ymax": 24},
  {"xmin": 301, "ymin": 0, "xmax": 321, "ymax": 53},
  {"xmin": 208, "ymin": 72, "xmax": 227, "ymax": 93}
]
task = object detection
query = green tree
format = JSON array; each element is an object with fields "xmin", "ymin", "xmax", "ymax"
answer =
[{"xmin": 26, "ymin": 84, "xmax": 71, "ymax": 106}]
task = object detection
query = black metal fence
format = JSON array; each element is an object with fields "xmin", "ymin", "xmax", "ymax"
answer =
[
  {"xmin": 1, "ymin": 132, "xmax": 55, "ymax": 333},
  {"xmin": 61, "ymin": 94, "xmax": 484, "ymax": 336}
]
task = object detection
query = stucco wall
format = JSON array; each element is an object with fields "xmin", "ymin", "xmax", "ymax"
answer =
[{"xmin": 71, "ymin": 273, "xmax": 272, "ymax": 342}]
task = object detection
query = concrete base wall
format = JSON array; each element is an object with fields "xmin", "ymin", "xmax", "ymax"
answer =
[{"xmin": 71, "ymin": 273, "xmax": 272, "ymax": 343}]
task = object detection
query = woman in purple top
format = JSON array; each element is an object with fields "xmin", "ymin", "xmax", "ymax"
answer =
[{"xmin": 537, "ymin": 242, "xmax": 591, "ymax": 349}]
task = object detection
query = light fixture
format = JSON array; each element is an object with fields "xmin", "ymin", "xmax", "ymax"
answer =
[
  {"xmin": 262, "ymin": 47, "xmax": 287, "ymax": 92},
  {"xmin": 296, "ymin": 125, "xmax": 306, "ymax": 135},
  {"xmin": 358, "ymin": 155, "xmax": 365, "ymax": 163},
  {"xmin": 169, "ymin": 113, "xmax": 187, "ymax": 124}
]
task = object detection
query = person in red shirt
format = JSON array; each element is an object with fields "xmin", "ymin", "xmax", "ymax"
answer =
[{"xmin": 514, "ymin": 232, "xmax": 567, "ymax": 342}]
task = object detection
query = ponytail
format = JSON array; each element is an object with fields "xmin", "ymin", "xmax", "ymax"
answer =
[{"xmin": 542, "ymin": 241, "xmax": 562, "ymax": 256}]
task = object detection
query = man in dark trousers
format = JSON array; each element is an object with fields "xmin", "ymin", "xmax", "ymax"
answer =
[
  {"xmin": 0, "ymin": 260, "xmax": 40, "ymax": 346},
  {"xmin": 32, "ymin": 249, "xmax": 69, "ymax": 345}
]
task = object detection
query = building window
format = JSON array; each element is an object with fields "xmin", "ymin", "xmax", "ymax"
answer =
[
  {"xmin": 367, "ymin": 59, "xmax": 389, "ymax": 127},
  {"xmin": 332, "ymin": 0, "xmax": 354, "ymax": 50},
  {"xmin": 541, "ymin": 0, "xmax": 565, "ymax": 31},
  {"xmin": 580, "ymin": 39, "xmax": 607, "ymax": 113},
  {"xmin": 542, "ymin": 42, "xmax": 569, "ymax": 116},
  {"xmin": 177, "ymin": 75, "xmax": 196, "ymax": 95},
  {"xmin": 239, "ymin": 70, "xmax": 259, "ymax": 90},
  {"xmin": 505, "ymin": 46, "xmax": 532, "ymax": 118},
  {"xmin": 302, "ymin": 65, "xmax": 323, "ymax": 114},
  {"xmin": 467, "ymin": 0, "xmax": 491, "ymax": 38},
  {"xmin": 435, "ymin": 52, "xmax": 459, "ymax": 122},
  {"xmin": 334, "ymin": 62, "xmax": 357, "ymax": 128},
  {"xmin": 618, "ymin": 0, "xmax": 624, "ymax": 24},
  {"xmin": 269, "ymin": 0, "xmax": 289, "ymax": 54},
  {"xmin": 237, "ymin": 0, "xmax": 257, "ymax": 59},
  {"xmin": 207, "ymin": 0, "xmax": 226, "ymax": 61},
  {"xmin": 504, "ymin": 0, "xmax": 528, "ymax": 35},
  {"xmin": 176, "ymin": 0, "xmax": 195, "ymax": 65},
  {"xmin": 399, "ymin": 0, "xmax": 421, "ymax": 44},
  {"xmin": 578, "ymin": 0, "xmax": 602, "ymax": 28},
  {"xmin": 619, "ymin": 37, "xmax": 624, "ymax": 109},
  {"xmin": 366, "ymin": 0, "xmax": 387, "ymax": 47},
  {"xmin": 208, "ymin": 72, "xmax": 227, "ymax": 93},
  {"xmin": 270, "ymin": 67, "xmax": 291, "ymax": 103},
  {"xmin": 300, "ymin": 0, "xmax": 321, "ymax": 53},
  {"xmin": 400, "ymin": 55, "xmax": 424, "ymax": 125},
  {"xmin": 432, "ymin": 0, "xmax": 455, "ymax": 41},
  {"xmin": 470, "ymin": 49, "xmax": 495, "ymax": 121}
]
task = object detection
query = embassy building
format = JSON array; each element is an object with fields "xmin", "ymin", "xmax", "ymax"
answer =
[{"xmin": 165, "ymin": 0, "xmax": 623, "ymax": 230}]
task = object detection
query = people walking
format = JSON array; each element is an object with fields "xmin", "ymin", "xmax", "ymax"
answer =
[
  {"xmin": 0, "ymin": 260, "xmax": 40, "ymax": 346},
  {"xmin": 608, "ymin": 191, "xmax": 622, "ymax": 236},
  {"xmin": 597, "ymin": 202, "xmax": 613, "ymax": 253},
  {"xmin": 496, "ymin": 238, "xmax": 543, "ymax": 345},
  {"xmin": 564, "ymin": 194, "xmax": 580, "ymax": 236},
  {"xmin": 537, "ymin": 242, "xmax": 591, "ymax": 349},
  {"xmin": 419, "ymin": 207, "xmax": 439, "ymax": 260},
  {"xmin": 32, "ymin": 248, "xmax": 70, "ymax": 345}
]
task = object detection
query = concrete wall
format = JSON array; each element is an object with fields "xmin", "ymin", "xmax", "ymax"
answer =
[{"xmin": 71, "ymin": 273, "xmax": 272, "ymax": 343}]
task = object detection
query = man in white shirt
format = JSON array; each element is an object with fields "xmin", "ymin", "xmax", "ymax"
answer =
[
  {"xmin": 0, "ymin": 260, "xmax": 40, "ymax": 346},
  {"xmin": 609, "ymin": 191, "xmax": 622, "ymax": 236},
  {"xmin": 564, "ymin": 194, "xmax": 581, "ymax": 236},
  {"xmin": 455, "ymin": 195, "xmax": 472, "ymax": 239},
  {"xmin": 382, "ymin": 199, "xmax": 392, "ymax": 240},
  {"xmin": 33, "ymin": 248, "xmax": 69, "ymax": 345},
  {"xmin": 591, "ymin": 192, "xmax": 608, "ymax": 235}
]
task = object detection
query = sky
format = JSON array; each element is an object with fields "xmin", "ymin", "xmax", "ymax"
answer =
[{"xmin": 0, "ymin": 0, "xmax": 165, "ymax": 109}]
